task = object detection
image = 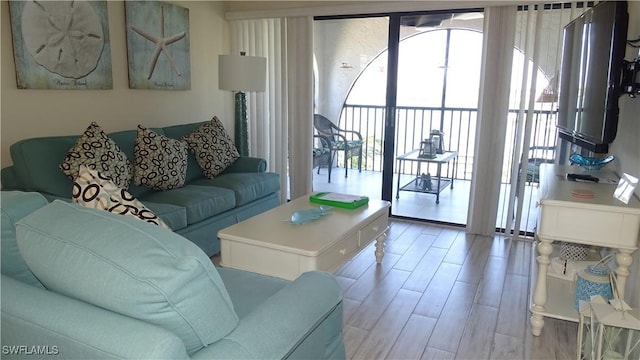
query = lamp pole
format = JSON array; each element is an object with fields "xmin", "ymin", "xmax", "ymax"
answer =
[
  {"xmin": 218, "ymin": 52, "xmax": 266, "ymax": 157},
  {"xmin": 234, "ymin": 89, "xmax": 249, "ymax": 156}
]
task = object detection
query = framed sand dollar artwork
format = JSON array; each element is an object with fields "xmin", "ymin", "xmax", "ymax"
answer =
[
  {"xmin": 125, "ymin": 1, "xmax": 191, "ymax": 90},
  {"xmin": 8, "ymin": 1, "xmax": 113, "ymax": 90}
]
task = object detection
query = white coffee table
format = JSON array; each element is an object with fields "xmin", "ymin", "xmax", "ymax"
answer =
[{"xmin": 218, "ymin": 194, "xmax": 391, "ymax": 280}]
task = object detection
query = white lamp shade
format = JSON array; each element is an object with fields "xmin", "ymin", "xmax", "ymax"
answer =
[{"xmin": 218, "ymin": 54, "xmax": 266, "ymax": 92}]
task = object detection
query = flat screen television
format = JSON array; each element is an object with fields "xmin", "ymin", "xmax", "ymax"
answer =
[{"xmin": 556, "ymin": 1, "xmax": 628, "ymax": 154}]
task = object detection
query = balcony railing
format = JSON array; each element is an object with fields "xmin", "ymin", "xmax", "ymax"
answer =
[{"xmin": 335, "ymin": 104, "xmax": 558, "ymax": 183}]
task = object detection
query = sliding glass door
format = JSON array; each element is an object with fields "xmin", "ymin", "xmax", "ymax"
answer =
[{"xmin": 313, "ymin": 10, "xmax": 484, "ymax": 225}]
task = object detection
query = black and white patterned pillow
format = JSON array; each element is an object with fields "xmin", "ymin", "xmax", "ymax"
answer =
[
  {"xmin": 133, "ymin": 125, "xmax": 188, "ymax": 190},
  {"xmin": 60, "ymin": 122, "xmax": 131, "ymax": 189},
  {"xmin": 72, "ymin": 165, "xmax": 170, "ymax": 229},
  {"xmin": 182, "ymin": 116, "xmax": 240, "ymax": 178}
]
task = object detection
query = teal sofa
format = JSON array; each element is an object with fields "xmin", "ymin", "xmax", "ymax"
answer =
[
  {"xmin": 1, "ymin": 191, "xmax": 345, "ymax": 359},
  {"xmin": 0, "ymin": 121, "xmax": 281, "ymax": 256}
]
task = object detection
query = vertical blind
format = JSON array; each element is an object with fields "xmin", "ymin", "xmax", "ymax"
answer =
[{"xmin": 228, "ymin": 17, "xmax": 314, "ymax": 202}]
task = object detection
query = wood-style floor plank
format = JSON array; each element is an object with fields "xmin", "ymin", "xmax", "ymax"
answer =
[
  {"xmin": 351, "ymin": 289, "xmax": 422, "ymax": 359},
  {"xmin": 336, "ymin": 219, "xmax": 577, "ymax": 360}
]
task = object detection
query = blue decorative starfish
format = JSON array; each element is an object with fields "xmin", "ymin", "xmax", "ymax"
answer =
[{"xmin": 131, "ymin": 5, "xmax": 186, "ymax": 79}]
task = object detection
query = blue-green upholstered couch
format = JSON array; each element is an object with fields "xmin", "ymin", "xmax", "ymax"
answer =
[
  {"xmin": 0, "ymin": 121, "xmax": 281, "ymax": 256},
  {"xmin": 1, "ymin": 191, "xmax": 345, "ymax": 359}
]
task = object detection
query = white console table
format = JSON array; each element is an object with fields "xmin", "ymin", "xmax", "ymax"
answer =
[{"xmin": 530, "ymin": 164, "xmax": 640, "ymax": 336}]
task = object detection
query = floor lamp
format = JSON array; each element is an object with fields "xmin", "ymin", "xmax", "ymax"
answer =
[{"xmin": 218, "ymin": 52, "xmax": 267, "ymax": 156}]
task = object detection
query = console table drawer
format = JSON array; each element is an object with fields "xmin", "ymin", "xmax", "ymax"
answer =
[
  {"xmin": 537, "ymin": 204, "xmax": 640, "ymax": 249},
  {"xmin": 315, "ymin": 233, "xmax": 360, "ymax": 273},
  {"xmin": 359, "ymin": 214, "xmax": 388, "ymax": 246}
]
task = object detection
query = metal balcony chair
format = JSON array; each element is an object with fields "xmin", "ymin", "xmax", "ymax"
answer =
[
  {"xmin": 313, "ymin": 114, "xmax": 363, "ymax": 180},
  {"xmin": 313, "ymin": 134, "xmax": 333, "ymax": 182}
]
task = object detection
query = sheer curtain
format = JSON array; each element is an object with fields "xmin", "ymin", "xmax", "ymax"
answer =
[
  {"xmin": 468, "ymin": 3, "xmax": 583, "ymax": 237},
  {"xmin": 466, "ymin": 5, "xmax": 517, "ymax": 236},
  {"xmin": 501, "ymin": 3, "xmax": 582, "ymax": 238},
  {"xmin": 229, "ymin": 17, "xmax": 314, "ymax": 203}
]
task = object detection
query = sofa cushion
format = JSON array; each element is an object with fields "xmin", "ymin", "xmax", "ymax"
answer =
[
  {"xmin": 141, "ymin": 201, "xmax": 188, "ymax": 231},
  {"xmin": 15, "ymin": 201, "xmax": 239, "ymax": 355},
  {"xmin": 182, "ymin": 117, "xmax": 240, "ymax": 179},
  {"xmin": 133, "ymin": 125, "xmax": 188, "ymax": 190},
  {"xmin": 60, "ymin": 122, "xmax": 132, "ymax": 189},
  {"xmin": 139, "ymin": 185, "xmax": 236, "ymax": 224},
  {"xmin": 0, "ymin": 191, "xmax": 47, "ymax": 288},
  {"xmin": 191, "ymin": 172, "xmax": 280, "ymax": 206},
  {"xmin": 217, "ymin": 267, "xmax": 289, "ymax": 319},
  {"xmin": 72, "ymin": 165, "xmax": 169, "ymax": 229}
]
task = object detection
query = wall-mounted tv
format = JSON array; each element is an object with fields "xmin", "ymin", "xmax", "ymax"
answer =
[{"xmin": 556, "ymin": 1, "xmax": 628, "ymax": 154}]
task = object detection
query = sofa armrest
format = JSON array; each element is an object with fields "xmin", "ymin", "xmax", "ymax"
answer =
[
  {"xmin": 223, "ymin": 156, "xmax": 267, "ymax": 173},
  {"xmin": 1, "ymin": 166, "xmax": 21, "ymax": 191},
  {"xmin": 192, "ymin": 271, "xmax": 344, "ymax": 360},
  {"xmin": 1, "ymin": 275, "xmax": 189, "ymax": 360}
]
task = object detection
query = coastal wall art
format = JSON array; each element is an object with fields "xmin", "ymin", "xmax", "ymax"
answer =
[
  {"xmin": 125, "ymin": 1, "xmax": 191, "ymax": 90},
  {"xmin": 8, "ymin": 1, "xmax": 113, "ymax": 90}
]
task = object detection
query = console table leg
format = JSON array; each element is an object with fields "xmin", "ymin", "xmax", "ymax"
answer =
[
  {"xmin": 614, "ymin": 249, "xmax": 633, "ymax": 300},
  {"xmin": 375, "ymin": 231, "xmax": 386, "ymax": 264},
  {"xmin": 531, "ymin": 238, "xmax": 553, "ymax": 336}
]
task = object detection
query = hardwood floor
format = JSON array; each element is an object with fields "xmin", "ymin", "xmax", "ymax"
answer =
[{"xmin": 334, "ymin": 219, "xmax": 578, "ymax": 360}]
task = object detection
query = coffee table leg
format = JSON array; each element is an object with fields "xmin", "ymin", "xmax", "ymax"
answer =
[{"xmin": 375, "ymin": 232, "xmax": 386, "ymax": 263}]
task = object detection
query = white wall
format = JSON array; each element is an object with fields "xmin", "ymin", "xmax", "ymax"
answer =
[
  {"xmin": 611, "ymin": 0, "xmax": 640, "ymax": 310},
  {"xmin": 1, "ymin": 1, "xmax": 232, "ymax": 167}
]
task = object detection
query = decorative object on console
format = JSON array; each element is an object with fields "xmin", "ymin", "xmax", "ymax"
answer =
[
  {"xmin": 560, "ymin": 242, "xmax": 590, "ymax": 261},
  {"xmin": 569, "ymin": 153, "xmax": 615, "ymax": 170},
  {"xmin": 181, "ymin": 116, "xmax": 240, "ymax": 178},
  {"xmin": 125, "ymin": 1, "xmax": 190, "ymax": 90},
  {"xmin": 218, "ymin": 52, "xmax": 267, "ymax": 156},
  {"xmin": 72, "ymin": 165, "xmax": 169, "ymax": 229},
  {"xmin": 133, "ymin": 125, "xmax": 188, "ymax": 190},
  {"xmin": 8, "ymin": 0, "xmax": 113, "ymax": 90},
  {"xmin": 574, "ymin": 254, "xmax": 615, "ymax": 311},
  {"xmin": 577, "ymin": 295, "xmax": 640, "ymax": 360},
  {"xmin": 60, "ymin": 122, "xmax": 131, "ymax": 189}
]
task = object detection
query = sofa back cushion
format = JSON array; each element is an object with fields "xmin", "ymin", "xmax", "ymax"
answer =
[
  {"xmin": 16, "ymin": 200, "xmax": 239, "ymax": 355},
  {"xmin": 162, "ymin": 122, "xmax": 207, "ymax": 183},
  {"xmin": 10, "ymin": 136, "xmax": 79, "ymax": 197},
  {"xmin": 0, "ymin": 191, "xmax": 47, "ymax": 288}
]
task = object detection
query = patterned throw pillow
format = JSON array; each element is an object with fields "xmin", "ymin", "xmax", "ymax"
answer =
[
  {"xmin": 60, "ymin": 122, "xmax": 131, "ymax": 189},
  {"xmin": 72, "ymin": 165, "xmax": 169, "ymax": 229},
  {"xmin": 133, "ymin": 125, "xmax": 188, "ymax": 190},
  {"xmin": 182, "ymin": 116, "xmax": 240, "ymax": 178}
]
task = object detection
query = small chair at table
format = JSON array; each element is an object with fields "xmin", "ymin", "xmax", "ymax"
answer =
[{"xmin": 313, "ymin": 114, "xmax": 363, "ymax": 180}]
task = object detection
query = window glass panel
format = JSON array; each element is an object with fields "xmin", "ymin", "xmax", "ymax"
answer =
[
  {"xmin": 397, "ymin": 30, "xmax": 447, "ymax": 107},
  {"xmin": 445, "ymin": 30, "xmax": 483, "ymax": 108}
]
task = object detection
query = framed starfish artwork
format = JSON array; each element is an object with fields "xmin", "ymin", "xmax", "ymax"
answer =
[
  {"xmin": 125, "ymin": 1, "xmax": 191, "ymax": 90},
  {"xmin": 8, "ymin": 1, "xmax": 113, "ymax": 90}
]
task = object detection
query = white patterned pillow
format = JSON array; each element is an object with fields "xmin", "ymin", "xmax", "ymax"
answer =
[
  {"xmin": 60, "ymin": 122, "xmax": 132, "ymax": 189},
  {"xmin": 133, "ymin": 125, "xmax": 188, "ymax": 190},
  {"xmin": 72, "ymin": 165, "xmax": 169, "ymax": 229},
  {"xmin": 182, "ymin": 116, "xmax": 240, "ymax": 178}
]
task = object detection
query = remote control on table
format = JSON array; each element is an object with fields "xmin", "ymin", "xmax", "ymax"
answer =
[{"xmin": 566, "ymin": 173, "xmax": 599, "ymax": 183}]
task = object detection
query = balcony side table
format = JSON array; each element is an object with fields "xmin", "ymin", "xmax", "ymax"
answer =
[{"xmin": 395, "ymin": 150, "xmax": 458, "ymax": 204}]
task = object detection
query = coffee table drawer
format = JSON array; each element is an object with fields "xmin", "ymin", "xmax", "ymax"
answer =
[
  {"xmin": 359, "ymin": 214, "xmax": 388, "ymax": 246},
  {"xmin": 315, "ymin": 233, "xmax": 360, "ymax": 273}
]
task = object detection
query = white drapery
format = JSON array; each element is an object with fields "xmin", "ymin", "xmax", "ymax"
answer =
[
  {"xmin": 466, "ymin": 6, "xmax": 517, "ymax": 236},
  {"xmin": 500, "ymin": 3, "xmax": 582, "ymax": 238},
  {"xmin": 228, "ymin": 17, "xmax": 314, "ymax": 203},
  {"xmin": 468, "ymin": 3, "xmax": 583, "ymax": 237}
]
